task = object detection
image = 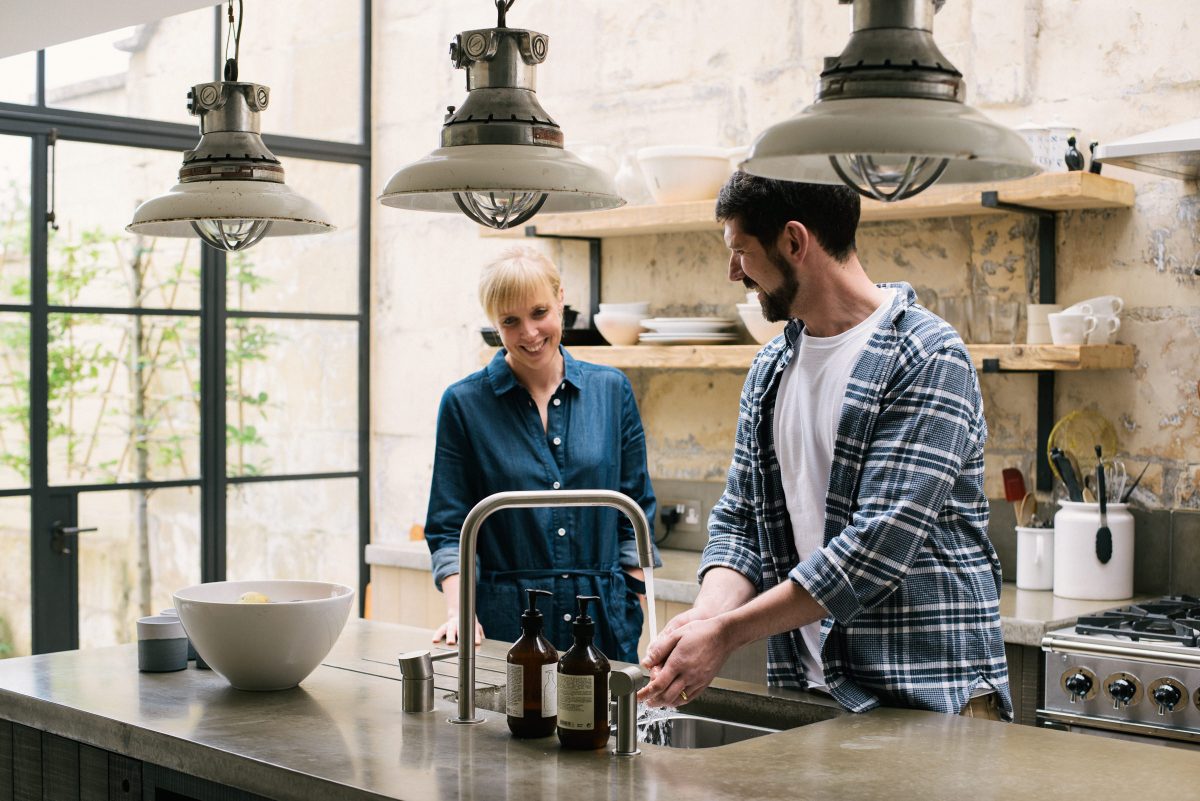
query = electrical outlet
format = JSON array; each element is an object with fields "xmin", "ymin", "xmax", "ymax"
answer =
[{"xmin": 661, "ymin": 498, "xmax": 702, "ymax": 532}]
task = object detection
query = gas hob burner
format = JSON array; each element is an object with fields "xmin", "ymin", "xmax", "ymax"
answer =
[{"xmin": 1075, "ymin": 598, "xmax": 1200, "ymax": 646}]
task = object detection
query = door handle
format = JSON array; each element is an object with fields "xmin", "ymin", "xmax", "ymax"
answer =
[{"xmin": 50, "ymin": 522, "xmax": 98, "ymax": 555}]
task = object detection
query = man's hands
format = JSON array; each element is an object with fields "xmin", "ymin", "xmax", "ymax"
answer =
[
  {"xmin": 638, "ymin": 612, "xmax": 733, "ymax": 707},
  {"xmin": 432, "ymin": 574, "xmax": 485, "ymax": 646}
]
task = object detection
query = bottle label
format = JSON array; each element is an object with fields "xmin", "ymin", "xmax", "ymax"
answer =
[
  {"xmin": 506, "ymin": 663, "xmax": 523, "ymax": 718},
  {"xmin": 541, "ymin": 662, "xmax": 557, "ymax": 717},
  {"xmin": 557, "ymin": 673, "xmax": 594, "ymax": 730}
]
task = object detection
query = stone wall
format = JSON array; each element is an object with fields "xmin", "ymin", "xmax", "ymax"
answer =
[{"xmin": 370, "ymin": 2, "xmax": 1199, "ymax": 581}]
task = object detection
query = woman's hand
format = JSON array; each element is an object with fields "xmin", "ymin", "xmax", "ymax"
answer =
[{"xmin": 433, "ymin": 574, "xmax": 485, "ymax": 646}]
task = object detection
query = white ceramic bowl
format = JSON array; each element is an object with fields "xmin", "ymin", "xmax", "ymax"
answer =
[
  {"xmin": 173, "ymin": 580, "xmax": 354, "ymax": 691},
  {"xmin": 738, "ymin": 307, "xmax": 787, "ymax": 344},
  {"xmin": 636, "ymin": 146, "xmax": 733, "ymax": 204},
  {"xmin": 593, "ymin": 312, "xmax": 644, "ymax": 346}
]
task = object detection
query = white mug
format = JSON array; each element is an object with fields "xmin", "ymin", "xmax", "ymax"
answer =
[
  {"xmin": 1026, "ymin": 303, "xmax": 1064, "ymax": 344},
  {"xmin": 1067, "ymin": 295, "xmax": 1124, "ymax": 317},
  {"xmin": 1016, "ymin": 526, "xmax": 1054, "ymax": 591},
  {"xmin": 1047, "ymin": 311, "xmax": 1095, "ymax": 345},
  {"xmin": 1085, "ymin": 314, "xmax": 1121, "ymax": 345}
]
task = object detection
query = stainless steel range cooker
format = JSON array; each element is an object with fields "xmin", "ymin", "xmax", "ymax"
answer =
[{"xmin": 1039, "ymin": 596, "xmax": 1200, "ymax": 749}]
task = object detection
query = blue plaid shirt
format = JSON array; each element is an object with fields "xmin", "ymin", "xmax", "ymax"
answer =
[{"xmin": 700, "ymin": 282, "xmax": 1011, "ymax": 717}]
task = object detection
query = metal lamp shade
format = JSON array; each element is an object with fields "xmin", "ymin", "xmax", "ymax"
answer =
[
  {"xmin": 128, "ymin": 179, "xmax": 335, "ymax": 249},
  {"xmin": 379, "ymin": 144, "xmax": 624, "ymax": 220},
  {"xmin": 743, "ymin": 97, "xmax": 1039, "ymax": 188}
]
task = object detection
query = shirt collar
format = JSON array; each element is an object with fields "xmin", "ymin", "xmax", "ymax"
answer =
[{"xmin": 485, "ymin": 345, "xmax": 580, "ymax": 396}]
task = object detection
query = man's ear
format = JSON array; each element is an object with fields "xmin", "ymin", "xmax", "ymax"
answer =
[{"xmin": 780, "ymin": 220, "xmax": 810, "ymax": 265}]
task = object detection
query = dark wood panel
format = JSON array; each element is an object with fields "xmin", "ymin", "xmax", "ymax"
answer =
[
  {"xmin": 108, "ymin": 752, "xmax": 140, "ymax": 801},
  {"xmin": 78, "ymin": 744, "xmax": 108, "ymax": 801},
  {"xmin": 0, "ymin": 719, "xmax": 13, "ymax": 801},
  {"xmin": 42, "ymin": 731, "xmax": 80, "ymax": 801},
  {"xmin": 11, "ymin": 725, "xmax": 40, "ymax": 801}
]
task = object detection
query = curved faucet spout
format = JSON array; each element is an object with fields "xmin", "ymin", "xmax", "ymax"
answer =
[{"xmin": 453, "ymin": 489, "xmax": 653, "ymax": 724}]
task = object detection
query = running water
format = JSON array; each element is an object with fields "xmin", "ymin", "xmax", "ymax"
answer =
[{"xmin": 643, "ymin": 564, "xmax": 658, "ymax": 645}]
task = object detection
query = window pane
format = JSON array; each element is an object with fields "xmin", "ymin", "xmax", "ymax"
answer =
[
  {"xmin": 45, "ymin": 9, "xmax": 215, "ymax": 127},
  {"xmin": 0, "ymin": 497, "xmax": 31, "ymax": 658},
  {"xmin": 0, "ymin": 313, "xmax": 30, "ymax": 490},
  {"xmin": 77, "ymin": 488, "xmax": 200, "ymax": 648},
  {"xmin": 48, "ymin": 314, "xmax": 200, "ymax": 486},
  {"xmin": 0, "ymin": 133, "xmax": 31, "ymax": 305},
  {"xmin": 226, "ymin": 478, "xmax": 357, "ymax": 589},
  {"xmin": 0, "ymin": 52, "xmax": 37, "ymax": 105},
  {"xmin": 53, "ymin": 141, "xmax": 201, "ymax": 310},
  {"xmin": 227, "ymin": 158, "xmax": 361, "ymax": 314},
  {"xmin": 226, "ymin": 318, "xmax": 356, "ymax": 477},
  {"xmin": 241, "ymin": 0, "xmax": 363, "ymax": 142}
]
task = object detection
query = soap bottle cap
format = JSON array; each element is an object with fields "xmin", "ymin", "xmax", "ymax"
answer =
[
  {"xmin": 573, "ymin": 595, "xmax": 599, "ymax": 641},
  {"xmin": 521, "ymin": 588, "xmax": 552, "ymax": 634}
]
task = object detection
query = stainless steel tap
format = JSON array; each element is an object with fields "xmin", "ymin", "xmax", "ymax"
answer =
[
  {"xmin": 610, "ymin": 665, "xmax": 648, "ymax": 755},
  {"xmin": 452, "ymin": 489, "xmax": 654, "ymax": 724}
]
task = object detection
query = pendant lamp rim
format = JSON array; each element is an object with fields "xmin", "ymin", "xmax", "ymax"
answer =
[{"xmin": 127, "ymin": 179, "xmax": 335, "ymax": 238}]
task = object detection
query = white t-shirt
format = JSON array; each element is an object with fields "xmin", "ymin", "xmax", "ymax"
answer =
[{"xmin": 773, "ymin": 289, "xmax": 894, "ymax": 688}]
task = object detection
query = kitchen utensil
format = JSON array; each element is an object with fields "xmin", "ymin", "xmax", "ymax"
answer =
[
  {"xmin": 1018, "ymin": 492, "xmax": 1038, "ymax": 528},
  {"xmin": 1050, "ymin": 447, "xmax": 1083, "ymax": 502},
  {"xmin": 1103, "ymin": 459, "xmax": 1127, "ymax": 503},
  {"xmin": 1120, "ymin": 462, "xmax": 1150, "ymax": 503},
  {"xmin": 1001, "ymin": 467, "xmax": 1026, "ymax": 505},
  {"xmin": 1095, "ymin": 446, "xmax": 1112, "ymax": 564},
  {"xmin": 1047, "ymin": 410, "xmax": 1118, "ymax": 480}
]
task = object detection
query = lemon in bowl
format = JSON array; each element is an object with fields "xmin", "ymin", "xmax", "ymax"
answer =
[{"xmin": 173, "ymin": 579, "xmax": 354, "ymax": 691}]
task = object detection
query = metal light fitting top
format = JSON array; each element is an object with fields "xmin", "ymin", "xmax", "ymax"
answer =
[
  {"xmin": 441, "ymin": 23, "xmax": 562, "ymax": 148},
  {"xmin": 821, "ymin": 0, "xmax": 964, "ymax": 103},
  {"xmin": 179, "ymin": 81, "xmax": 284, "ymax": 183}
]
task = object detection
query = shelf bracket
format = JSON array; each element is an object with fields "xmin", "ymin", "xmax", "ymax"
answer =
[
  {"xmin": 980, "ymin": 191, "xmax": 1057, "ymax": 493},
  {"xmin": 523, "ymin": 226, "xmax": 602, "ymax": 322}
]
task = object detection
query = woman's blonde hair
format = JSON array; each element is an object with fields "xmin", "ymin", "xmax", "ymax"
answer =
[{"xmin": 478, "ymin": 246, "xmax": 562, "ymax": 322}]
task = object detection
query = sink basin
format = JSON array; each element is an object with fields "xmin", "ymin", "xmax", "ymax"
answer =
[{"xmin": 639, "ymin": 713, "xmax": 777, "ymax": 748}]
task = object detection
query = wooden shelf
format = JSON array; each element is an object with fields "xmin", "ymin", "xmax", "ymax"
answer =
[
  {"xmin": 481, "ymin": 172, "xmax": 1134, "ymax": 239},
  {"xmin": 482, "ymin": 343, "xmax": 1134, "ymax": 372}
]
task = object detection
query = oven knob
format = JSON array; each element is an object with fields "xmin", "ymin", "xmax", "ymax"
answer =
[
  {"xmin": 1065, "ymin": 672, "xmax": 1092, "ymax": 702},
  {"xmin": 1108, "ymin": 678, "xmax": 1137, "ymax": 709},
  {"xmin": 1152, "ymin": 684, "xmax": 1182, "ymax": 715}
]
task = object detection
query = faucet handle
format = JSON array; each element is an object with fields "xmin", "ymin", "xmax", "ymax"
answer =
[
  {"xmin": 398, "ymin": 649, "xmax": 456, "ymax": 680},
  {"xmin": 609, "ymin": 665, "xmax": 648, "ymax": 696}
]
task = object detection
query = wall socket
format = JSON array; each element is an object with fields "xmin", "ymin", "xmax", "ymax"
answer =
[{"xmin": 651, "ymin": 478, "xmax": 726, "ymax": 552}]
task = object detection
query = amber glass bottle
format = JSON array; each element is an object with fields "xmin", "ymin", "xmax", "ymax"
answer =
[
  {"xmin": 506, "ymin": 588, "xmax": 558, "ymax": 738},
  {"xmin": 556, "ymin": 595, "xmax": 610, "ymax": 750}
]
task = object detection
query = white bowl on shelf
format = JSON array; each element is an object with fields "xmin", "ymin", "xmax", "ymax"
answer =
[
  {"xmin": 636, "ymin": 146, "xmax": 734, "ymax": 204},
  {"xmin": 737, "ymin": 306, "xmax": 787, "ymax": 344},
  {"xmin": 597, "ymin": 301, "xmax": 650, "ymax": 316},
  {"xmin": 173, "ymin": 579, "xmax": 354, "ymax": 691},
  {"xmin": 593, "ymin": 312, "xmax": 645, "ymax": 346}
]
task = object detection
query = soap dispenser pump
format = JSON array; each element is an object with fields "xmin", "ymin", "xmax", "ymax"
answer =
[
  {"xmin": 556, "ymin": 595, "xmax": 611, "ymax": 750},
  {"xmin": 506, "ymin": 588, "xmax": 558, "ymax": 738}
]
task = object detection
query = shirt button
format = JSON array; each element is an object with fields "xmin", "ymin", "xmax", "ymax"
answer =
[
  {"xmin": 552, "ymin": 481, "xmax": 560, "ymax": 489},
  {"xmin": 552, "ymin": 437, "xmax": 562, "ymax": 446},
  {"xmin": 561, "ymin": 574, "xmax": 569, "ymax": 579},
  {"xmin": 552, "ymin": 398, "xmax": 561, "ymax": 406},
  {"xmin": 560, "ymin": 382, "xmax": 565, "ymax": 389},
  {"xmin": 557, "ymin": 528, "xmax": 566, "ymax": 536},
  {"xmin": 563, "ymin": 613, "xmax": 572, "ymax": 622}
]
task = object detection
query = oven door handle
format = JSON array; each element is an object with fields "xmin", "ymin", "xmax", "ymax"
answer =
[{"xmin": 1041, "ymin": 635, "xmax": 1200, "ymax": 670}]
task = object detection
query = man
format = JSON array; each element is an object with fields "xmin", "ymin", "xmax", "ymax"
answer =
[{"xmin": 638, "ymin": 172, "xmax": 1010, "ymax": 720}]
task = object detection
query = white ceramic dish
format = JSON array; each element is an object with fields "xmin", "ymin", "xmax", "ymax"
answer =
[
  {"xmin": 639, "ymin": 333, "xmax": 738, "ymax": 345},
  {"xmin": 636, "ymin": 146, "xmax": 733, "ymax": 204},
  {"xmin": 640, "ymin": 317, "xmax": 736, "ymax": 334},
  {"xmin": 737, "ymin": 308, "xmax": 787, "ymax": 344},
  {"xmin": 173, "ymin": 579, "xmax": 354, "ymax": 691}
]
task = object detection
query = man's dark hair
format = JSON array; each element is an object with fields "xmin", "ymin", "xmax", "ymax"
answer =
[{"xmin": 715, "ymin": 172, "xmax": 860, "ymax": 262}]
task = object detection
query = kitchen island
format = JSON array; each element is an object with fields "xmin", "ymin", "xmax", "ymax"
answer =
[{"xmin": 2, "ymin": 618, "xmax": 1197, "ymax": 801}]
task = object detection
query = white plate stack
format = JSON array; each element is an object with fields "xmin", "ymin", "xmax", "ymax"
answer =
[{"xmin": 638, "ymin": 317, "xmax": 737, "ymax": 345}]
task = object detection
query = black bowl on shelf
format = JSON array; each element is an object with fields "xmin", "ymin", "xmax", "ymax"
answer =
[{"xmin": 480, "ymin": 327, "xmax": 502, "ymax": 347}]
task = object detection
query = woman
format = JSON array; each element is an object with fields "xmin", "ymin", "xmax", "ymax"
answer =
[{"xmin": 425, "ymin": 246, "xmax": 659, "ymax": 663}]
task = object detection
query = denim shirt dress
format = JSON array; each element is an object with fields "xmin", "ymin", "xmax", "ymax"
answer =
[{"xmin": 425, "ymin": 347, "xmax": 660, "ymax": 663}]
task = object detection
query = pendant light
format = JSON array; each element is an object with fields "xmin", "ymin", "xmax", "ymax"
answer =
[
  {"xmin": 378, "ymin": 0, "xmax": 623, "ymax": 229},
  {"xmin": 742, "ymin": 0, "xmax": 1038, "ymax": 202},
  {"xmin": 127, "ymin": 1, "xmax": 334, "ymax": 251}
]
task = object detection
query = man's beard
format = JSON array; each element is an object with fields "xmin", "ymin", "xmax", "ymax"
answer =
[{"xmin": 755, "ymin": 247, "xmax": 799, "ymax": 323}]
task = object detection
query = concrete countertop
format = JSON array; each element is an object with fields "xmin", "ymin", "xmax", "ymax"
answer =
[
  {"xmin": 0, "ymin": 618, "xmax": 1197, "ymax": 801},
  {"xmin": 366, "ymin": 543, "xmax": 1144, "ymax": 645}
]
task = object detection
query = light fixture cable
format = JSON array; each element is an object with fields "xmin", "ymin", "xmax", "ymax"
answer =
[{"xmin": 224, "ymin": 0, "xmax": 243, "ymax": 82}]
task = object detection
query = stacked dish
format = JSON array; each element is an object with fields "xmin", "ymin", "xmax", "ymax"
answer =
[
  {"xmin": 594, "ymin": 301, "xmax": 651, "ymax": 346},
  {"xmin": 639, "ymin": 317, "xmax": 737, "ymax": 345},
  {"xmin": 736, "ymin": 302, "xmax": 787, "ymax": 344}
]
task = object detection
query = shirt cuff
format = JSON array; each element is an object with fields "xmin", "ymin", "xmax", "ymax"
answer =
[
  {"xmin": 430, "ymin": 546, "xmax": 461, "ymax": 590},
  {"xmin": 698, "ymin": 536, "xmax": 762, "ymax": 589},
  {"xmin": 790, "ymin": 548, "xmax": 864, "ymax": 624}
]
